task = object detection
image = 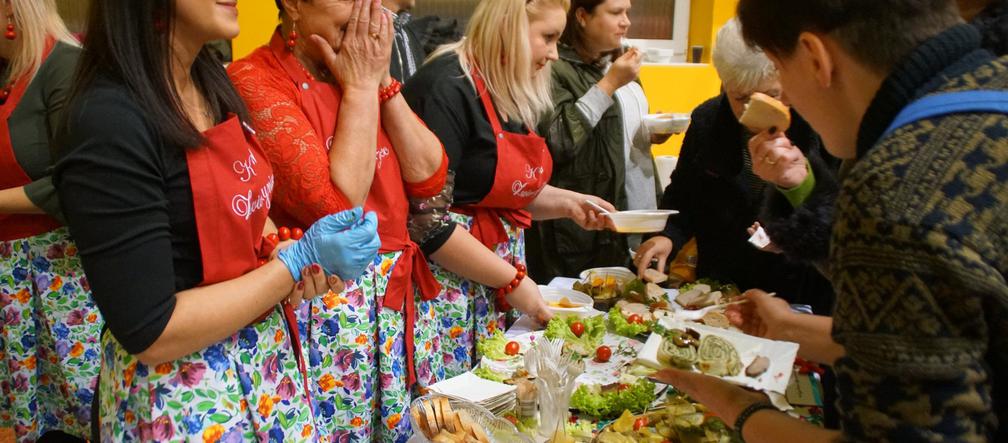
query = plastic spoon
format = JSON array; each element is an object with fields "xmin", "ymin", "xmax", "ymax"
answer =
[{"xmin": 584, "ymin": 199, "xmax": 612, "ymax": 216}]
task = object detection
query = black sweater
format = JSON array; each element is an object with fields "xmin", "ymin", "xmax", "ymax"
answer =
[
  {"xmin": 54, "ymin": 78, "xmax": 200, "ymax": 354},
  {"xmin": 659, "ymin": 94, "xmax": 836, "ymax": 314}
]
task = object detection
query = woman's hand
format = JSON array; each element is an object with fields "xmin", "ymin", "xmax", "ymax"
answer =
[
  {"xmin": 310, "ymin": 0, "xmax": 393, "ymax": 91},
  {"xmin": 725, "ymin": 289, "xmax": 794, "ymax": 341},
  {"xmin": 598, "ymin": 48, "xmax": 643, "ymax": 95},
  {"xmin": 651, "ymin": 368, "xmax": 770, "ymax": 425},
  {"xmin": 650, "ymin": 132, "xmax": 674, "ymax": 145},
  {"xmin": 506, "ymin": 278, "xmax": 554, "ymax": 325},
  {"xmin": 568, "ymin": 194, "xmax": 614, "ymax": 231},
  {"xmin": 277, "ymin": 207, "xmax": 381, "ymax": 282},
  {"xmin": 286, "ymin": 264, "xmax": 346, "ymax": 306},
  {"xmin": 747, "ymin": 130, "xmax": 808, "ymax": 189},
  {"xmin": 746, "ymin": 222, "xmax": 782, "ymax": 254},
  {"xmin": 634, "ymin": 235, "xmax": 673, "ymax": 277}
]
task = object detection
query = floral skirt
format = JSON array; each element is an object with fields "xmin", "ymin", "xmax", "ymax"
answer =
[
  {"xmin": 301, "ymin": 251, "xmax": 441, "ymax": 443},
  {"xmin": 427, "ymin": 214, "xmax": 524, "ymax": 380},
  {"xmin": 97, "ymin": 307, "xmax": 318, "ymax": 442},
  {"xmin": 0, "ymin": 227, "xmax": 101, "ymax": 441}
]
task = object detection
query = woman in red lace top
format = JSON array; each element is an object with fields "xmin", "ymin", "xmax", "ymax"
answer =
[{"xmin": 228, "ymin": 1, "xmax": 446, "ymax": 441}]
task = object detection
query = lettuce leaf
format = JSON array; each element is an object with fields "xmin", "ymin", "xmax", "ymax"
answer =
[
  {"xmin": 544, "ymin": 315, "xmax": 606, "ymax": 356},
  {"xmin": 570, "ymin": 378, "xmax": 656, "ymax": 419},
  {"xmin": 476, "ymin": 330, "xmax": 512, "ymax": 361},
  {"xmin": 472, "ymin": 366, "xmax": 508, "ymax": 383},
  {"xmin": 607, "ymin": 307, "xmax": 651, "ymax": 338}
]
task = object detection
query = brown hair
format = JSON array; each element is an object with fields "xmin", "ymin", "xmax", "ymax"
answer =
[
  {"xmin": 737, "ymin": 0, "xmax": 962, "ymax": 74},
  {"xmin": 560, "ymin": 0, "xmax": 606, "ymax": 50}
]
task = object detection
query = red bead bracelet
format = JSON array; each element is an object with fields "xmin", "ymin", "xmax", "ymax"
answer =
[
  {"xmin": 379, "ymin": 79, "xmax": 402, "ymax": 104},
  {"xmin": 258, "ymin": 226, "xmax": 305, "ymax": 266},
  {"xmin": 494, "ymin": 263, "xmax": 527, "ymax": 311}
]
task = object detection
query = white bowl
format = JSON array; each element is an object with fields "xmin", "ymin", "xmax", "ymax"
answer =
[
  {"xmin": 606, "ymin": 209, "xmax": 678, "ymax": 233},
  {"xmin": 540, "ymin": 286, "xmax": 594, "ymax": 315},
  {"xmin": 644, "ymin": 113, "xmax": 691, "ymax": 135},
  {"xmin": 577, "ymin": 266, "xmax": 638, "ymax": 283}
]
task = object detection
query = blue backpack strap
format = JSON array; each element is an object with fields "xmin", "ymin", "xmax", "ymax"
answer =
[{"xmin": 882, "ymin": 90, "xmax": 1008, "ymax": 138}]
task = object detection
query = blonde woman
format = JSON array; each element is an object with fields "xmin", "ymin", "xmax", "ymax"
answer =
[
  {"xmin": 0, "ymin": 0, "xmax": 98, "ymax": 441},
  {"xmin": 403, "ymin": 0, "xmax": 615, "ymax": 379}
]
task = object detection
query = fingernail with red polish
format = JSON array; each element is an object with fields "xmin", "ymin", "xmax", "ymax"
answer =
[
  {"xmin": 297, "ymin": 281, "xmax": 304, "ymax": 290},
  {"xmin": 312, "ymin": 264, "xmax": 322, "ymax": 274}
]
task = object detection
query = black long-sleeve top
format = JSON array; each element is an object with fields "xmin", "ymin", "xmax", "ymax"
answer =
[{"xmin": 54, "ymin": 78, "xmax": 201, "ymax": 354}]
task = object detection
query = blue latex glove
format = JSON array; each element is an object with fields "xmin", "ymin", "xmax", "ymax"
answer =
[{"xmin": 278, "ymin": 207, "xmax": 381, "ymax": 281}]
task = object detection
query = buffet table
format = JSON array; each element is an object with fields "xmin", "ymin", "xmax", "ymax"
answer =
[{"xmin": 411, "ymin": 274, "xmax": 827, "ymax": 442}]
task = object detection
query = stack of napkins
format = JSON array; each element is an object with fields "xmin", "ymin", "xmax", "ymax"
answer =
[{"xmin": 427, "ymin": 371, "xmax": 516, "ymax": 415}]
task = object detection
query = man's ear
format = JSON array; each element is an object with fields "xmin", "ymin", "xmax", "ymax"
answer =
[{"xmin": 796, "ymin": 31, "xmax": 835, "ymax": 89}]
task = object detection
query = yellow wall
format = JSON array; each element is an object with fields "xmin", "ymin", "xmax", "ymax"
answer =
[
  {"xmin": 234, "ymin": 2, "xmax": 279, "ymax": 59},
  {"xmin": 233, "ymin": 0, "xmax": 739, "ymax": 157},
  {"xmin": 641, "ymin": 64, "xmax": 721, "ymax": 156},
  {"xmin": 645, "ymin": 0, "xmax": 737, "ymax": 156}
]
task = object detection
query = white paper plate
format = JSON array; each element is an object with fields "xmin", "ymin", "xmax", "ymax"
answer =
[
  {"xmin": 606, "ymin": 210, "xmax": 679, "ymax": 234},
  {"xmin": 638, "ymin": 319, "xmax": 799, "ymax": 394}
]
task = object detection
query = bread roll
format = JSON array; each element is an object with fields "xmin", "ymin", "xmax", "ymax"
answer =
[{"xmin": 739, "ymin": 92, "xmax": 791, "ymax": 132}]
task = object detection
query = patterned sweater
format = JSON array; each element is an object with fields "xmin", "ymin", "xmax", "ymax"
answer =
[{"xmin": 830, "ymin": 25, "xmax": 1008, "ymax": 442}]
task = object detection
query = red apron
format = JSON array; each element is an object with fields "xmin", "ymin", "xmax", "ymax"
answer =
[
  {"xmin": 0, "ymin": 41, "xmax": 60, "ymax": 241},
  {"xmin": 185, "ymin": 115, "xmax": 314, "ymax": 406},
  {"xmin": 454, "ymin": 71, "xmax": 554, "ymax": 249},
  {"xmin": 269, "ymin": 32, "xmax": 441, "ymax": 386}
]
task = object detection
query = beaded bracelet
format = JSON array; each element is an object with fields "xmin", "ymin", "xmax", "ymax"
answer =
[
  {"xmin": 734, "ymin": 402, "xmax": 778, "ymax": 443},
  {"xmin": 258, "ymin": 226, "xmax": 305, "ymax": 266},
  {"xmin": 494, "ymin": 263, "xmax": 527, "ymax": 312},
  {"xmin": 379, "ymin": 79, "xmax": 402, "ymax": 104}
]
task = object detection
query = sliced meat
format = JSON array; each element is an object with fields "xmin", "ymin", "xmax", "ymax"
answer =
[{"xmin": 642, "ymin": 268, "xmax": 668, "ymax": 284}]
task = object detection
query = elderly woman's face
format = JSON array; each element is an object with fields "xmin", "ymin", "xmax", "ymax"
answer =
[
  {"xmin": 725, "ymin": 79, "xmax": 783, "ymax": 127},
  {"xmin": 289, "ymin": 0, "xmax": 355, "ymax": 59}
]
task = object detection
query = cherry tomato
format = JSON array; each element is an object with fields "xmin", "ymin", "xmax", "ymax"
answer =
[
  {"xmin": 278, "ymin": 227, "xmax": 291, "ymax": 241},
  {"xmin": 633, "ymin": 417, "xmax": 648, "ymax": 431},
  {"xmin": 595, "ymin": 345, "xmax": 612, "ymax": 363},
  {"xmin": 617, "ymin": 383, "xmax": 629, "ymax": 391},
  {"xmin": 504, "ymin": 341, "xmax": 520, "ymax": 356},
  {"xmin": 266, "ymin": 233, "xmax": 280, "ymax": 244},
  {"xmin": 505, "ymin": 415, "xmax": 518, "ymax": 425},
  {"xmin": 627, "ymin": 314, "xmax": 643, "ymax": 324},
  {"xmin": 570, "ymin": 321, "xmax": 585, "ymax": 337},
  {"xmin": 291, "ymin": 227, "xmax": 304, "ymax": 240}
]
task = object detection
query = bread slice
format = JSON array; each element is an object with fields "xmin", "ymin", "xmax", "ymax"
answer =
[
  {"xmin": 422, "ymin": 399, "xmax": 439, "ymax": 435},
  {"xmin": 456, "ymin": 410, "xmax": 476, "ymax": 435},
  {"xmin": 432, "ymin": 431, "xmax": 455, "ymax": 443},
  {"xmin": 739, "ymin": 92, "xmax": 791, "ymax": 132},
  {"xmin": 412, "ymin": 403, "xmax": 432, "ymax": 438},
  {"xmin": 469, "ymin": 421, "xmax": 491, "ymax": 443}
]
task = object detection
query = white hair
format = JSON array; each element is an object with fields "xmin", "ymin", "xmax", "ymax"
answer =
[{"xmin": 712, "ymin": 18, "xmax": 777, "ymax": 93}]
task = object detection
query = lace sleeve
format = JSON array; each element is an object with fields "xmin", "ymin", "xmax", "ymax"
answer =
[{"xmin": 407, "ymin": 169, "xmax": 455, "ymax": 245}]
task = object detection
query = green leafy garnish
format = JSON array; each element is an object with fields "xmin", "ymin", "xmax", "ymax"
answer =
[
  {"xmin": 607, "ymin": 307, "xmax": 651, "ymax": 338},
  {"xmin": 570, "ymin": 378, "xmax": 656, "ymax": 419}
]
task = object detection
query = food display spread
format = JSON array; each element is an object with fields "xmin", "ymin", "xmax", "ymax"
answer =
[{"xmin": 415, "ymin": 267, "xmax": 811, "ymax": 442}]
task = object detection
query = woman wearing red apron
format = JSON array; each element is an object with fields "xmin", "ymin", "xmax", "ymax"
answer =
[
  {"xmin": 404, "ymin": 0, "xmax": 615, "ymax": 379},
  {"xmin": 54, "ymin": 1, "xmax": 378, "ymax": 441},
  {"xmin": 0, "ymin": 2, "xmax": 99, "ymax": 441},
  {"xmin": 229, "ymin": 1, "xmax": 449, "ymax": 441}
]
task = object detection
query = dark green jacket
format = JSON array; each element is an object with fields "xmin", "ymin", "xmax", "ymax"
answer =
[
  {"xmin": 526, "ymin": 45, "xmax": 631, "ymax": 281},
  {"xmin": 8, "ymin": 41, "xmax": 79, "ymax": 220}
]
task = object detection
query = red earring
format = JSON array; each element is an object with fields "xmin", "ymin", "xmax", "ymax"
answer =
[
  {"xmin": 286, "ymin": 28, "xmax": 298, "ymax": 51},
  {"xmin": 5, "ymin": 14, "xmax": 15, "ymax": 40}
]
